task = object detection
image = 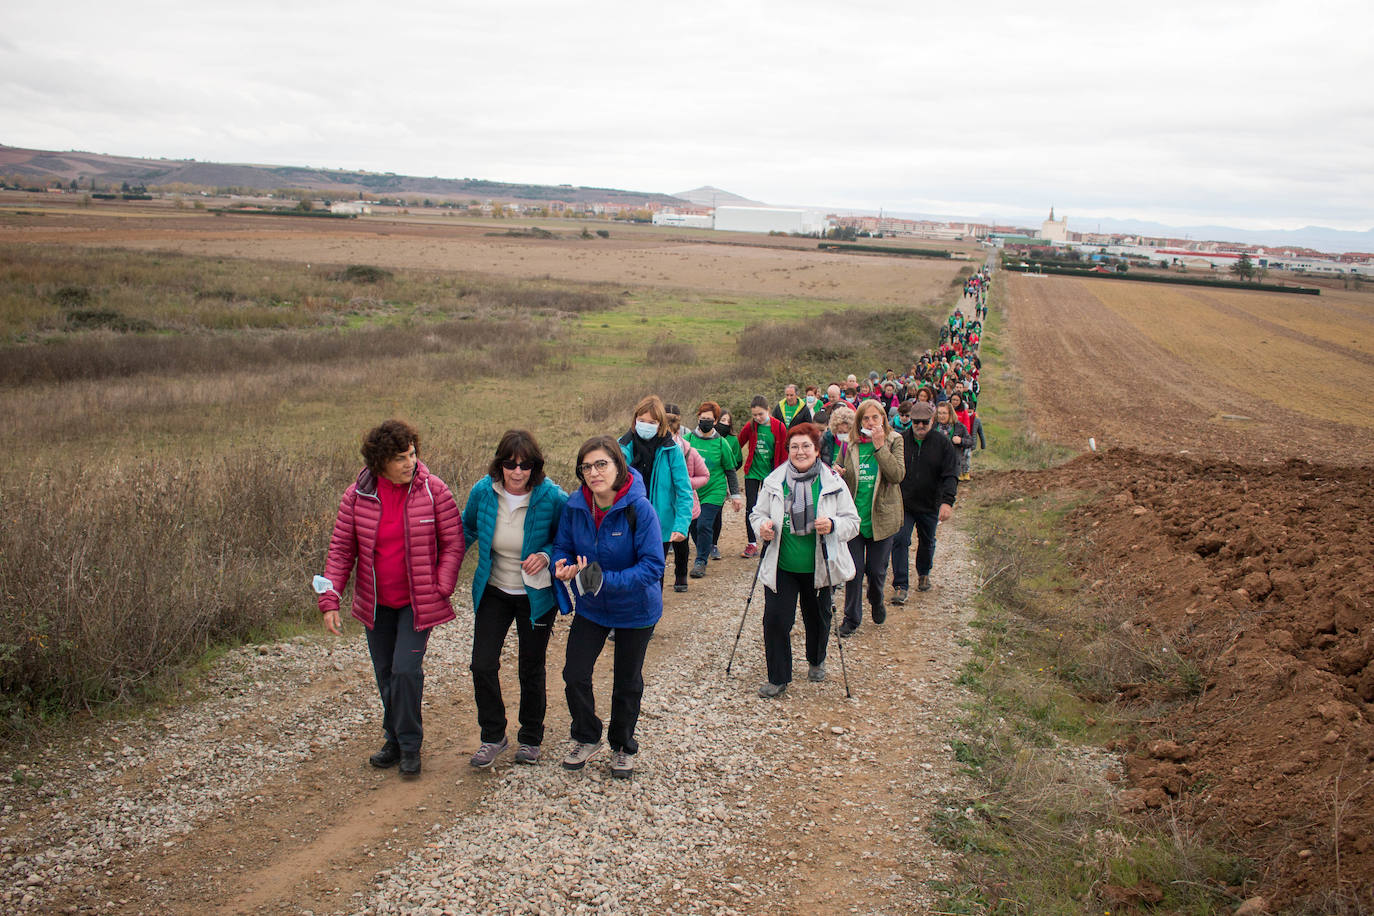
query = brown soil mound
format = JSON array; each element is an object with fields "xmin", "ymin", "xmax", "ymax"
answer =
[{"xmin": 994, "ymin": 448, "xmax": 1373, "ymax": 909}]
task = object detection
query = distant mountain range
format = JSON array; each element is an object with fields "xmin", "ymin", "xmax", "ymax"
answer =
[
  {"xmin": 1046, "ymin": 216, "xmax": 1374, "ymax": 255},
  {"xmin": 0, "ymin": 144, "xmax": 685, "ymax": 208},
  {"xmin": 672, "ymin": 186, "xmax": 767, "ymax": 208}
]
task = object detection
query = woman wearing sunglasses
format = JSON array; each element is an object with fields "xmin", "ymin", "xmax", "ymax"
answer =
[{"xmin": 460, "ymin": 430, "xmax": 569, "ymax": 768}]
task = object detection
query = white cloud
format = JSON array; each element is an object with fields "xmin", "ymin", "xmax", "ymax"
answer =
[{"xmin": 2, "ymin": 0, "xmax": 1370, "ymax": 229}]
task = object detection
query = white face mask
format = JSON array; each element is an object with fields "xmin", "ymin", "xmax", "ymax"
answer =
[
  {"xmin": 861, "ymin": 428, "xmax": 876, "ymax": 439},
  {"xmin": 836, "ymin": 433, "xmax": 849, "ymax": 443},
  {"xmin": 635, "ymin": 420, "xmax": 659, "ymax": 440},
  {"xmin": 805, "ymin": 395, "xmax": 817, "ymax": 406}
]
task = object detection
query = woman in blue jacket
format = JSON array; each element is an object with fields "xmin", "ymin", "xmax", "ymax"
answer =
[
  {"xmin": 461, "ymin": 430, "xmax": 568, "ymax": 769},
  {"xmin": 618, "ymin": 394, "xmax": 692, "ymax": 588},
  {"xmin": 554, "ymin": 435, "xmax": 665, "ymax": 779}
]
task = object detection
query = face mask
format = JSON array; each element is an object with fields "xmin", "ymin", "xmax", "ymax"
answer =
[
  {"xmin": 716, "ymin": 422, "xmax": 733, "ymax": 436},
  {"xmin": 861, "ymin": 427, "xmax": 876, "ymax": 440},
  {"xmin": 836, "ymin": 433, "xmax": 849, "ymax": 443},
  {"xmin": 635, "ymin": 421, "xmax": 659, "ymax": 440},
  {"xmin": 805, "ymin": 395, "xmax": 817, "ymax": 406},
  {"xmin": 698, "ymin": 418, "xmax": 716, "ymax": 433}
]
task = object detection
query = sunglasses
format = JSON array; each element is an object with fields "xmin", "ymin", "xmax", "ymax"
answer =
[
  {"xmin": 502, "ymin": 459, "xmax": 537, "ymax": 471},
  {"xmin": 910, "ymin": 419, "xmax": 931, "ymax": 426},
  {"xmin": 578, "ymin": 459, "xmax": 613, "ymax": 476}
]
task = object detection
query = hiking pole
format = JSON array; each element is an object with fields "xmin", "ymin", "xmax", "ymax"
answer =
[
  {"xmin": 725, "ymin": 540, "xmax": 769, "ymax": 676},
  {"xmin": 819, "ymin": 534, "xmax": 852, "ymax": 698}
]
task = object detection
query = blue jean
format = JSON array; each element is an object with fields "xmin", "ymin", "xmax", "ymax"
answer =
[
  {"xmin": 912, "ymin": 512, "xmax": 940, "ymax": 577},
  {"xmin": 366, "ymin": 604, "xmax": 431, "ymax": 752},
  {"xmin": 891, "ymin": 511, "xmax": 916, "ymax": 589},
  {"xmin": 690, "ymin": 501, "xmax": 723, "ymax": 563}
]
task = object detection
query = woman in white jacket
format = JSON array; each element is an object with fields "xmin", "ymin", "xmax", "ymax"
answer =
[{"xmin": 749, "ymin": 423, "xmax": 861, "ymax": 698}]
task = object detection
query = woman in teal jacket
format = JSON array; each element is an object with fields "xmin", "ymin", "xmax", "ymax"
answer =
[
  {"xmin": 461, "ymin": 430, "xmax": 568, "ymax": 768},
  {"xmin": 618, "ymin": 395, "xmax": 693, "ymax": 586}
]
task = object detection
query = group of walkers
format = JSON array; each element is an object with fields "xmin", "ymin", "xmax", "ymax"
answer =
[{"xmin": 314, "ymin": 266, "xmax": 992, "ymax": 778}]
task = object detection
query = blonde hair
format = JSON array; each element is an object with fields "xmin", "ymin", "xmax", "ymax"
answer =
[
  {"xmin": 632, "ymin": 394, "xmax": 670, "ymax": 437},
  {"xmin": 827, "ymin": 405, "xmax": 855, "ymax": 434}
]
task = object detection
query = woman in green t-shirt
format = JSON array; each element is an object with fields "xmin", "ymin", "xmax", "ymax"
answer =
[
  {"xmin": 839, "ymin": 399, "xmax": 905, "ymax": 637},
  {"xmin": 750, "ymin": 423, "xmax": 860, "ymax": 698},
  {"xmin": 684, "ymin": 400, "xmax": 743, "ymax": 580}
]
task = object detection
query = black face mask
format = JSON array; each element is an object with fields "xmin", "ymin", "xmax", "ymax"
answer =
[
  {"xmin": 698, "ymin": 418, "xmax": 716, "ymax": 433},
  {"xmin": 716, "ymin": 422, "xmax": 733, "ymax": 436}
]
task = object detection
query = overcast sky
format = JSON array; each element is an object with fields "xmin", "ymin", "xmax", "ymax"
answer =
[{"xmin": 3, "ymin": 0, "xmax": 1370, "ymax": 230}]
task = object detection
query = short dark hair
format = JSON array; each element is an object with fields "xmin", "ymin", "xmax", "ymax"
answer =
[
  {"xmin": 749, "ymin": 395, "xmax": 769, "ymax": 410},
  {"xmin": 574, "ymin": 435, "xmax": 629, "ymax": 490},
  {"xmin": 487, "ymin": 429, "xmax": 546, "ymax": 487},
  {"xmin": 362, "ymin": 419, "xmax": 419, "ymax": 477}
]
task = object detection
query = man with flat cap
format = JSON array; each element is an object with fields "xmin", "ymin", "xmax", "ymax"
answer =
[{"xmin": 890, "ymin": 401, "xmax": 959, "ymax": 601}]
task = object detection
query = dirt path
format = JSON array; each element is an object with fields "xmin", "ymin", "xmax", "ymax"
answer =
[{"xmin": 0, "ymin": 513, "xmax": 976, "ymax": 915}]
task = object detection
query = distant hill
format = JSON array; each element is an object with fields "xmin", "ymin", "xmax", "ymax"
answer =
[
  {"xmin": 673, "ymin": 186, "xmax": 767, "ymax": 208},
  {"xmin": 0, "ymin": 144, "xmax": 686, "ymax": 207}
]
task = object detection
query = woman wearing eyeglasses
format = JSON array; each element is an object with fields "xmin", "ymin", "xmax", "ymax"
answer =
[
  {"xmin": 460, "ymin": 430, "xmax": 569, "ymax": 768},
  {"xmin": 552, "ymin": 436, "xmax": 665, "ymax": 778}
]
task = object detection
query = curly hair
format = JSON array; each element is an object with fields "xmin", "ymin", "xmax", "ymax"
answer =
[{"xmin": 361, "ymin": 419, "xmax": 419, "ymax": 477}]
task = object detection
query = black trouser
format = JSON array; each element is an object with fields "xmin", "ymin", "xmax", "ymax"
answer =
[
  {"xmin": 912, "ymin": 511, "xmax": 939, "ymax": 576},
  {"xmin": 762, "ymin": 568, "xmax": 831, "ymax": 686},
  {"xmin": 470, "ymin": 586, "xmax": 553, "ymax": 747},
  {"xmin": 891, "ymin": 510, "xmax": 916, "ymax": 590},
  {"xmin": 665, "ymin": 539, "xmax": 688, "ymax": 586},
  {"xmin": 712, "ymin": 506, "xmax": 723, "ymax": 547},
  {"xmin": 843, "ymin": 535, "xmax": 893, "ymax": 628},
  {"xmin": 744, "ymin": 477, "xmax": 763, "ymax": 543},
  {"xmin": 365, "ymin": 604, "xmax": 430, "ymax": 753},
  {"xmin": 689, "ymin": 501, "xmax": 722, "ymax": 563},
  {"xmin": 563, "ymin": 615, "xmax": 655, "ymax": 755}
]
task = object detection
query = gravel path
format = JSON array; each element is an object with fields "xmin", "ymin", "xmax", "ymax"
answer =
[{"xmin": 0, "ymin": 518, "xmax": 977, "ymax": 915}]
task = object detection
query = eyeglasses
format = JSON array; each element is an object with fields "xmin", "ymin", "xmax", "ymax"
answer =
[
  {"xmin": 502, "ymin": 459, "xmax": 536, "ymax": 471},
  {"xmin": 578, "ymin": 459, "xmax": 612, "ymax": 476},
  {"xmin": 910, "ymin": 419, "xmax": 930, "ymax": 426}
]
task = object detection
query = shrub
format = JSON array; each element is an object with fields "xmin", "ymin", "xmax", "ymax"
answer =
[
  {"xmin": 596, "ymin": 229, "xmax": 610, "ymax": 239},
  {"xmin": 336, "ymin": 264, "xmax": 392, "ymax": 284}
]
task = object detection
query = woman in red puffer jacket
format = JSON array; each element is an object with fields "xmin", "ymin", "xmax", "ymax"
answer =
[{"xmin": 317, "ymin": 419, "xmax": 465, "ymax": 778}]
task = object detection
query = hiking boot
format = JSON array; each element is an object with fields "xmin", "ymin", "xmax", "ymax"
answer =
[
  {"xmin": 710, "ymin": 546, "xmax": 722, "ymax": 561},
  {"xmin": 690, "ymin": 559, "xmax": 707, "ymax": 578},
  {"xmin": 610, "ymin": 749, "xmax": 634, "ymax": 779},
  {"xmin": 757, "ymin": 682, "xmax": 787, "ymax": 698},
  {"xmin": 561, "ymin": 740, "xmax": 604, "ymax": 770},
  {"xmin": 837, "ymin": 622, "xmax": 857, "ymax": 638},
  {"xmin": 872, "ymin": 604, "xmax": 887, "ymax": 625},
  {"xmin": 398, "ymin": 751, "xmax": 421, "ymax": 778},
  {"xmin": 514, "ymin": 744, "xmax": 541, "ymax": 765},
  {"xmin": 741, "ymin": 543, "xmax": 759, "ymax": 558},
  {"xmin": 891, "ymin": 587, "xmax": 908, "ymax": 605},
  {"xmin": 368, "ymin": 741, "xmax": 401, "ymax": 769},
  {"xmin": 808, "ymin": 664, "xmax": 827, "ymax": 682},
  {"xmin": 917, "ymin": 575, "xmax": 932, "ymax": 592},
  {"xmin": 673, "ymin": 582, "xmax": 688, "ymax": 593},
  {"xmin": 469, "ymin": 737, "xmax": 509, "ymax": 769}
]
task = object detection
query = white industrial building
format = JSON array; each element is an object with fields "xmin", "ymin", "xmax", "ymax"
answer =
[
  {"xmin": 713, "ymin": 206, "xmax": 830, "ymax": 236},
  {"xmin": 652, "ymin": 212, "xmax": 714, "ymax": 229}
]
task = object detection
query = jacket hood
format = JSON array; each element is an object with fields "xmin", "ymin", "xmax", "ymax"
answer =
[{"xmin": 355, "ymin": 460, "xmax": 431, "ymax": 497}]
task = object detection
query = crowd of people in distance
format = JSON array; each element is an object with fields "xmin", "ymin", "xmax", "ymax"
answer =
[{"xmin": 314, "ymin": 266, "xmax": 993, "ymax": 778}]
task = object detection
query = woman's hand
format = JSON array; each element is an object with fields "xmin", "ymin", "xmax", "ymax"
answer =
[
  {"xmin": 669, "ymin": 531, "xmax": 687, "ymax": 543},
  {"xmin": 729, "ymin": 495, "xmax": 743, "ymax": 513},
  {"xmin": 815, "ymin": 517, "xmax": 833, "ymax": 535},
  {"xmin": 758, "ymin": 520, "xmax": 776, "ymax": 542},
  {"xmin": 554, "ymin": 556, "xmax": 588, "ymax": 581},
  {"xmin": 322, "ymin": 611, "xmax": 341, "ymax": 636},
  {"xmin": 521, "ymin": 553, "xmax": 549, "ymax": 575},
  {"xmin": 870, "ymin": 426, "xmax": 886, "ymax": 449}
]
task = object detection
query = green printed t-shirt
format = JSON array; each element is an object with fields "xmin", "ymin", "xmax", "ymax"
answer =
[
  {"xmin": 685, "ymin": 431, "xmax": 736, "ymax": 506},
  {"xmin": 780, "ymin": 400, "xmax": 800, "ymax": 424},
  {"xmin": 854, "ymin": 442, "xmax": 878, "ymax": 538},
  {"xmin": 777, "ymin": 477, "xmax": 822, "ymax": 574},
  {"xmin": 747, "ymin": 423, "xmax": 774, "ymax": 481}
]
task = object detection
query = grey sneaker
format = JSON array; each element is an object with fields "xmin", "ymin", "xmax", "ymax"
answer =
[
  {"xmin": 710, "ymin": 546, "xmax": 722, "ymax": 561},
  {"xmin": 561, "ymin": 740, "xmax": 604, "ymax": 770},
  {"xmin": 469, "ymin": 737, "xmax": 509, "ymax": 769},
  {"xmin": 514, "ymin": 744, "xmax": 541, "ymax": 765},
  {"xmin": 808, "ymin": 664, "xmax": 827, "ymax": 682},
  {"xmin": 689, "ymin": 559, "xmax": 707, "ymax": 579},
  {"xmin": 610, "ymin": 749, "xmax": 634, "ymax": 779},
  {"xmin": 758, "ymin": 682, "xmax": 787, "ymax": 698},
  {"xmin": 917, "ymin": 575, "xmax": 932, "ymax": 592},
  {"xmin": 891, "ymin": 587, "xmax": 908, "ymax": 605}
]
